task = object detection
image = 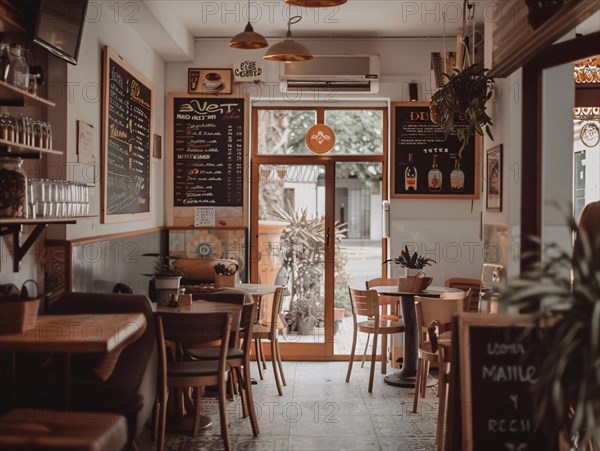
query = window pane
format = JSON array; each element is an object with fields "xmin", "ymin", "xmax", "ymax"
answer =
[
  {"xmin": 257, "ymin": 110, "xmax": 316, "ymax": 155},
  {"xmin": 325, "ymin": 110, "xmax": 384, "ymax": 155}
]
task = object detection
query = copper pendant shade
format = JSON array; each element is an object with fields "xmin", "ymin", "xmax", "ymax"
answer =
[
  {"xmin": 228, "ymin": 0, "xmax": 268, "ymax": 49},
  {"xmin": 229, "ymin": 22, "xmax": 268, "ymax": 49},
  {"xmin": 263, "ymin": 15, "xmax": 312, "ymax": 62},
  {"xmin": 284, "ymin": 0, "xmax": 348, "ymax": 7}
]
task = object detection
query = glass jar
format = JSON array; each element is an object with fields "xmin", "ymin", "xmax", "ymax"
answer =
[
  {"xmin": 7, "ymin": 44, "xmax": 29, "ymax": 90},
  {"xmin": 0, "ymin": 157, "xmax": 27, "ymax": 218}
]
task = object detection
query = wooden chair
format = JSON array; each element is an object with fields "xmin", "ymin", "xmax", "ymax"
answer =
[
  {"xmin": 365, "ymin": 278, "xmax": 401, "ymax": 373},
  {"xmin": 186, "ymin": 294, "xmax": 260, "ymax": 437},
  {"xmin": 436, "ymin": 337, "xmax": 452, "ymax": 451},
  {"xmin": 346, "ymin": 287, "xmax": 404, "ymax": 393},
  {"xmin": 444, "ymin": 277, "xmax": 480, "ymax": 312},
  {"xmin": 441, "ymin": 288, "xmax": 473, "ymax": 312},
  {"xmin": 412, "ymin": 294, "xmax": 464, "ymax": 414},
  {"xmin": 156, "ymin": 312, "xmax": 233, "ymax": 451},
  {"xmin": 253, "ymin": 287, "xmax": 286, "ymax": 396}
]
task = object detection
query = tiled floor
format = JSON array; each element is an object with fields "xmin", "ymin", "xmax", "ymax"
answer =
[{"xmin": 139, "ymin": 361, "xmax": 439, "ymax": 451}]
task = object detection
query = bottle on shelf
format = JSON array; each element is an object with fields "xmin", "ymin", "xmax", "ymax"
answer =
[
  {"xmin": 404, "ymin": 152, "xmax": 417, "ymax": 192},
  {"xmin": 7, "ymin": 44, "xmax": 29, "ymax": 90},
  {"xmin": 0, "ymin": 43, "xmax": 10, "ymax": 82},
  {"xmin": 428, "ymin": 154, "xmax": 442, "ymax": 192},
  {"xmin": 450, "ymin": 157, "xmax": 465, "ymax": 192}
]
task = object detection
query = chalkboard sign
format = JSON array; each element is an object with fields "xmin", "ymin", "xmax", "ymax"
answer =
[
  {"xmin": 458, "ymin": 313, "xmax": 555, "ymax": 451},
  {"xmin": 101, "ymin": 46, "xmax": 152, "ymax": 223},
  {"xmin": 391, "ymin": 102, "xmax": 480, "ymax": 199},
  {"xmin": 172, "ymin": 97, "xmax": 244, "ymax": 207}
]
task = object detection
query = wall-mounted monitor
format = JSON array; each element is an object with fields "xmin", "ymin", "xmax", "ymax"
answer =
[{"xmin": 33, "ymin": 0, "xmax": 89, "ymax": 65}]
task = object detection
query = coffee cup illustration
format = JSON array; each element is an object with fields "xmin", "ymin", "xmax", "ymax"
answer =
[{"xmin": 203, "ymin": 72, "xmax": 223, "ymax": 91}]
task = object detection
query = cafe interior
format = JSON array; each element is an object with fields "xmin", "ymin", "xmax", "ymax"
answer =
[{"xmin": 0, "ymin": 0, "xmax": 599, "ymax": 450}]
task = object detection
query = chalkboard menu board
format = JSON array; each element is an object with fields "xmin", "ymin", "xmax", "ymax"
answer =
[
  {"xmin": 391, "ymin": 102, "xmax": 479, "ymax": 199},
  {"xmin": 172, "ymin": 97, "xmax": 244, "ymax": 207},
  {"xmin": 102, "ymin": 46, "xmax": 152, "ymax": 223},
  {"xmin": 459, "ymin": 314, "xmax": 555, "ymax": 451}
]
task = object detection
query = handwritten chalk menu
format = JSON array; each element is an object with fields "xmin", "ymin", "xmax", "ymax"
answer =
[
  {"xmin": 173, "ymin": 97, "xmax": 244, "ymax": 207},
  {"xmin": 459, "ymin": 314, "xmax": 554, "ymax": 451},
  {"xmin": 391, "ymin": 102, "xmax": 479, "ymax": 199},
  {"xmin": 101, "ymin": 47, "xmax": 152, "ymax": 223}
]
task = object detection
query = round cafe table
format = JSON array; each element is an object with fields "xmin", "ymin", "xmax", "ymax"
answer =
[{"xmin": 370, "ymin": 285, "xmax": 461, "ymax": 388}]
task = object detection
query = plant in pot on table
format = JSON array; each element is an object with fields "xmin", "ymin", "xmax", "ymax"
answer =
[
  {"xmin": 214, "ymin": 262, "xmax": 238, "ymax": 288},
  {"xmin": 385, "ymin": 245, "xmax": 436, "ymax": 292},
  {"xmin": 143, "ymin": 254, "xmax": 183, "ymax": 305}
]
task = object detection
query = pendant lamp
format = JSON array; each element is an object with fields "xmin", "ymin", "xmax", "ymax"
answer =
[
  {"xmin": 284, "ymin": 0, "xmax": 348, "ymax": 7},
  {"xmin": 229, "ymin": 0, "xmax": 268, "ymax": 49},
  {"xmin": 263, "ymin": 14, "xmax": 312, "ymax": 62}
]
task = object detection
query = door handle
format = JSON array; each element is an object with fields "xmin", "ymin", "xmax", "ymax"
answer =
[{"xmin": 326, "ymin": 227, "xmax": 331, "ymax": 247}]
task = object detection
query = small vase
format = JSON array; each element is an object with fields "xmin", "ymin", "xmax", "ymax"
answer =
[
  {"xmin": 297, "ymin": 317, "xmax": 315, "ymax": 336},
  {"xmin": 404, "ymin": 268, "xmax": 421, "ymax": 277},
  {"xmin": 215, "ymin": 274, "xmax": 235, "ymax": 288}
]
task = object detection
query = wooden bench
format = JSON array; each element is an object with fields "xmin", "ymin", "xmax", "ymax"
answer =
[{"xmin": 0, "ymin": 408, "xmax": 128, "ymax": 451}]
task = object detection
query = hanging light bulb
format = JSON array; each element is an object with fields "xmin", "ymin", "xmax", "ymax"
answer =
[
  {"xmin": 263, "ymin": 14, "xmax": 312, "ymax": 62},
  {"xmin": 284, "ymin": 0, "xmax": 347, "ymax": 7},
  {"xmin": 229, "ymin": 0, "xmax": 268, "ymax": 49}
]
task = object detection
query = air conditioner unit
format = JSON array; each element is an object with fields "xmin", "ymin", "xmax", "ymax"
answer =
[{"xmin": 280, "ymin": 54, "xmax": 380, "ymax": 94}]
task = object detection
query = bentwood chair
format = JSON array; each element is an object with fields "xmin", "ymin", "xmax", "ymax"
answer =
[
  {"xmin": 253, "ymin": 287, "xmax": 286, "ymax": 396},
  {"xmin": 365, "ymin": 278, "xmax": 401, "ymax": 373},
  {"xmin": 412, "ymin": 294, "xmax": 464, "ymax": 414},
  {"xmin": 444, "ymin": 278, "xmax": 480, "ymax": 312},
  {"xmin": 186, "ymin": 291, "xmax": 260, "ymax": 436},
  {"xmin": 346, "ymin": 287, "xmax": 404, "ymax": 393},
  {"xmin": 156, "ymin": 312, "xmax": 232, "ymax": 451}
]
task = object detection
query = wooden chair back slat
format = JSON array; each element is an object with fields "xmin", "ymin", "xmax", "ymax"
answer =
[{"xmin": 348, "ymin": 287, "xmax": 379, "ymax": 318}]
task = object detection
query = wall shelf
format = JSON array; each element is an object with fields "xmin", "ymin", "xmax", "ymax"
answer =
[
  {"xmin": 0, "ymin": 217, "xmax": 96, "ymax": 271},
  {"xmin": 0, "ymin": 139, "xmax": 63, "ymax": 156},
  {"xmin": 0, "ymin": 80, "xmax": 56, "ymax": 108}
]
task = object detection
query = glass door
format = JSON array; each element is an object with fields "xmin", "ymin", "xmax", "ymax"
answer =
[{"xmin": 251, "ymin": 106, "xmax": 387, "ymax": 359}]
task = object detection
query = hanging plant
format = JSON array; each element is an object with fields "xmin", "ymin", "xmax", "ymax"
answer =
[{"xmin": 430, "ymin": 63, "xmax": 495, "ymax": 157}]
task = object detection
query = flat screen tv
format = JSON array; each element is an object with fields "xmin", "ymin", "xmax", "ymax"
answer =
[{"xmin": 33, "ymin": 0, "xmax": 89, "ymax": 65}]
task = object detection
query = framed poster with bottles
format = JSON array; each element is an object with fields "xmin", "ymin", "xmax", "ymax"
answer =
[{"xmin": 391, "ymin": 102, "xmax": 480, "ymax": 199}]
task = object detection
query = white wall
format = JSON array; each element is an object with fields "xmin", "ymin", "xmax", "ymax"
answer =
[
  {"xmin": 165, "ymin": 38, "xmax": 484, "ymax": 285},
  {"xmin": 48, "ymin": 0, "xmax": 166, "ymax": 240},
  {"xmin": 541, "ymin": 63, "xmax": 576, "ymax": 258},
  {"xmin": 2, "ymin": 1, "xmax": 166, "ymax": 288}
]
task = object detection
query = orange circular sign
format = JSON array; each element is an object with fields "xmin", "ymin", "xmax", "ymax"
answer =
[{"xmin": 305, "ymin": 124, "xmax": 336, "ymax": 154}]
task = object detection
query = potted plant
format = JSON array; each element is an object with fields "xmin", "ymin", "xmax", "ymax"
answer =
[
  {"xmin": 386, "ymin": 245, "xmax": 436, "ymax": 277},
  {"xmin": 430, "ymin": 63, "xmax": 495, "ymax": 157},
  {"xmin": 214, "ymin": 261, "xmax": 238, "ymax": 288},
  {"xmin": 502, "ymin": 212, "xmax": 600, "ymax": 449},
  {"xmin": 385, "ymin": 245, "xmax": 436, "ymax": 292},
  {"xmin": 291, "ymin": 292, "xmax": 320, "ymax": 335},
  {"xmin": 143, "ymin": 254, "xmax": 182, "ymax": 290}
]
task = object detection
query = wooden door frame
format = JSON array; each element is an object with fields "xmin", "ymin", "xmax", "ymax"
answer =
[
  {"xmin": 520, "ymin": 31, "xmax": 600, "ymax": 273},
  {"xmin": 250, "ymin": 105, "xmax": 388, "ymax": 360}
]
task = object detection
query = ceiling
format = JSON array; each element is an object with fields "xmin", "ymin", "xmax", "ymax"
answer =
[{"xmin": 164, "ymin": 0, "xmax": 496, "ymax": 39}]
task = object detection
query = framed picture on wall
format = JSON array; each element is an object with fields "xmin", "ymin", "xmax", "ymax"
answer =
[
  {"xmin": 188, "ymin": 68, "xmax": 233, "ymax": 95},
  {"xmin": 391, "ymin": 102, "xmax": 480, "ymax": 199},
  {"xmin": 485, "ymin": 145, "xmax": 503, "ymax": 211}
]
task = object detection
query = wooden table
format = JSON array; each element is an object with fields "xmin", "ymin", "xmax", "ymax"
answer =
[
  {"xmin": 0, "ymin": 314, "xmax": 146, "ymax": 353},
  {"xmin": 0, "ymin": 313, "xmax": 146, "ymax": 403},
  {"xmin": 370, "ymin": 286, "xmax": 460, "ymax": 388}
]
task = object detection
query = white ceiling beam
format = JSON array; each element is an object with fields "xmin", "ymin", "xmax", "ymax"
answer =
[{"xmin": 129, "ymin": 0, "xmax": 194, "ymax": 62}]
